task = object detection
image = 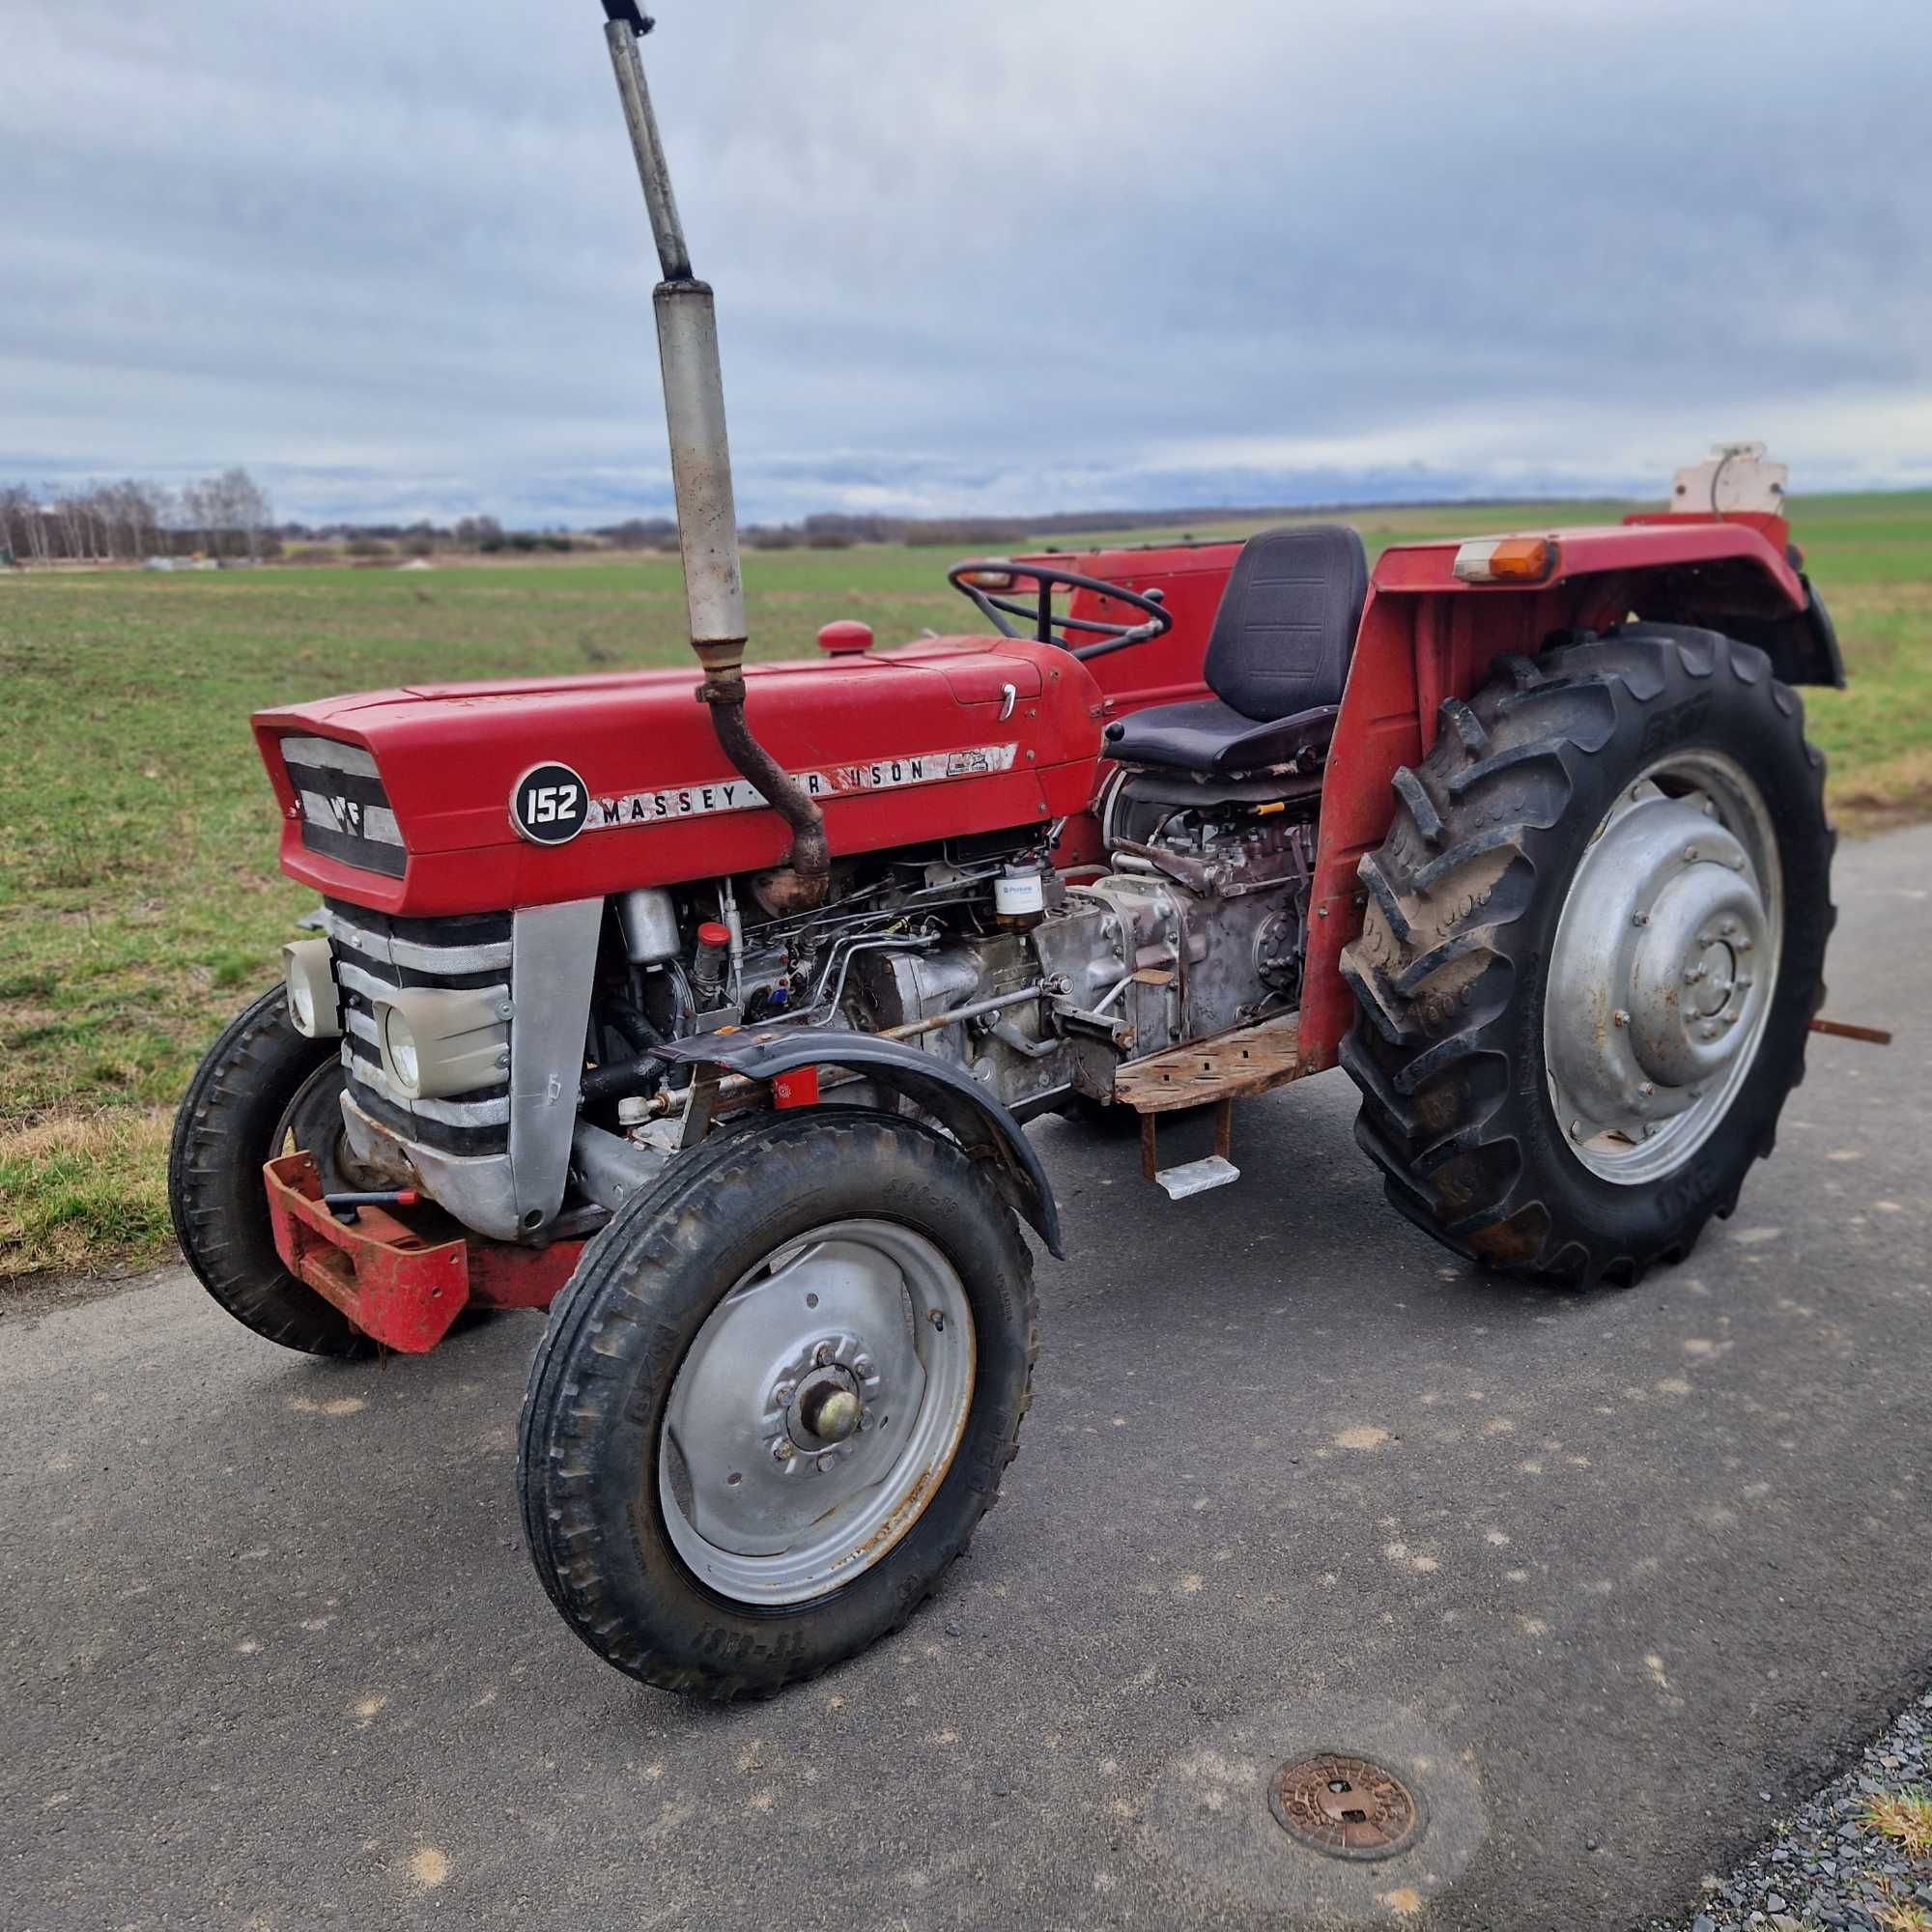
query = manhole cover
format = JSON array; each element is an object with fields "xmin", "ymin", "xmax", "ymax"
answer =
[{"xmin": 1268, "ymin": 1751, "xmax": 1427, "ymax": 1861}]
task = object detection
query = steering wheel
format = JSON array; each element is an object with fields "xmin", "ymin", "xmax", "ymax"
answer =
[{"xmin": 947, "ymin": 560, "xmax": 1174, "ymax": 662}]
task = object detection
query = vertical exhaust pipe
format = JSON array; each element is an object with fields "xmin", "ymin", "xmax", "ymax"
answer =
[{"xmin": 600, "ymin": 2, "xmax": 830, "ymax": 908}]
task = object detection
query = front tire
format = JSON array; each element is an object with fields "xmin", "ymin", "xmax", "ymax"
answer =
[
  {"xmin": 518, "ymin": 1108, "xmax": 1038, "ymax": 1698},
  {"xmin": 1340, "ymin": 626, "xmax": 1834, "ymax": 1288},
  {"xmin": 169, "ymin": 985, "xmax": 378, "ymax": 1358}
]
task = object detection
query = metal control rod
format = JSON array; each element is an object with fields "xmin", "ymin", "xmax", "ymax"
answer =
[{"xmin": 599, "ymin": 4, "xmax": 830, "ymax": 905}]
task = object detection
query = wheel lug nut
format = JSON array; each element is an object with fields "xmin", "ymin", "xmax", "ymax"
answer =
[
  {"xmin": 813, "ymin": 1343, "xmax": 834, "ymax": 1367},
  {"xmin": 774, "ymin": 1382, "xmax": 794, "ymax": 1406},
  {"xmin": 1638, "ymin": 1082, "xmax": 1656, "ymax": 1097},
  {"xmin": 774, "ymin": 1440, "xmax": 794, "ymax": 1463},
  {"xmin": 1612, "ymin": 1009, "xmax": 1631, "ymax": 1029}
]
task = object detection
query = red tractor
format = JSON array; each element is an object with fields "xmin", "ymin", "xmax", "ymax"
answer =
[{"xmin": 170, "ymin": 7, "xmax": 1842, "ymax": 1696}]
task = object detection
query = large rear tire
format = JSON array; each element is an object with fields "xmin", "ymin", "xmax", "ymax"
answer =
[
  {"xmin": 169, "ymin": 986, "xmax": 378, "ymax": 1359},
  {"xmin": 518, "ymin": 1108, "xmax": 1038, "ymax": 1698},
  {"xmin": 1340, "ymin": 626, "xmax": 1834, "ymax": 1288}
]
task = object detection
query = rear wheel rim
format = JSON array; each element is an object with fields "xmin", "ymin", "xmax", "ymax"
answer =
[
  {"xmin": 658, "ymin": 1218, "xmax": 976, "ymax": 1606},
  {"xmin": 1543, "ymin": 749, "xmax": 1783, "ymax": 1185}
]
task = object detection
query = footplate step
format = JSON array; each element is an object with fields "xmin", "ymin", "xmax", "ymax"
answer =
[
  {"xmin": 1138, "ymin": 1094, "xmax": 1240, "ymax": 1198},
  {"xmin": 1154, "ymin": 1154, "xmax": 1241, "ymax": 1200}
]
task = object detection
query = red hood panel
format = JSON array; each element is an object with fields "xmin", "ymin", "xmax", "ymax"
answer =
[{"xmin": 255, "ymin": 639, "xmax": 1102, "ymax": 916}]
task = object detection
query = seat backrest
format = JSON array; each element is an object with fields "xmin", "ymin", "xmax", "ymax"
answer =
[{"xmin": 1204, "ymin": 524, "xmax": 1369, "ymax": 724}]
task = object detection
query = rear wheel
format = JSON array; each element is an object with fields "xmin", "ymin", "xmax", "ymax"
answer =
[
  {"xmin": 169, "ymin": 986, "xmax": 378, "ymax": 1358},
  {"xmin": 518, "ymin": 1108, "xmax": 1037, "ymax": 1698},
  {"xmin": 1340, "ymin": 626, "xmax": 1834, "ymax": 1288}
]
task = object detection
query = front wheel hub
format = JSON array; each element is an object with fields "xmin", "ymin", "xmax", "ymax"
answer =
[
  {"xmin": 1544, "ymin": 754, "xmax": 1782, "ymax": 1183},
  {"xmin": 793, "ymin": 1369, "xmax": 862, "ymax": 1445},
  {"xmin": 657, "ymin": 1219, "xmax": 977, "ymax": 1605}
]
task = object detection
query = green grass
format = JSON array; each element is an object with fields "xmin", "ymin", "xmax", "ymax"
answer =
[{"xmin": 2, "ymin": 489, "xmax": 1928, "ymax": 1278}]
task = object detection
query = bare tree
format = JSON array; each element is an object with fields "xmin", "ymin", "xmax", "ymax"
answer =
[
  {"xmin": 0, "ymin": 468, "xmax": 264, "ymax": 564},
  {"xmin": 140, "ymin": 481, "xmax": 175, "ymax": 557},
  {"xmin": 180, "ymin": 479, "xmax": 213, "ymax": 556},
  {"xmin": 104, "ymin": 480, "xmax": 142, "ymax": 559},
  {"xmin": 0, "ymin": 486, "xmax": 29, "ymax": 559},
  {"xmin": 217, "ymin": 467, "xmax": 271, "ymax": 561},
  {"xmin": 22, "ymin": 492, "xmax": 51, "ymax": 562},
  {"xmin": 49, "ymin": 487, "xmax": 82, "ymax": 560},
  {"xmin": 79, "ymin": 485, "xmax": 110, "ymax": 559}
]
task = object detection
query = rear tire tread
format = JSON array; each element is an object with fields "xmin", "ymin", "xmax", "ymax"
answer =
[{"xmin": 1339, "ymin": 625, "xmax": 1834, "ymax": 1289}]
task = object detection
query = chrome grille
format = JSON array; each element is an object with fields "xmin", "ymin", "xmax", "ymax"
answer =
[
  {"xmin": 323, "ymin": 900, "xmax": 514, "ymax": 1157},
  {"xmin": 283, "ymin": 736, "xmax": 407, "ymax": 879}
]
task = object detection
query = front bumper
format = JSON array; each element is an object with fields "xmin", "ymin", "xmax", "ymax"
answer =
[{"xmin": 263, "ymin": 1152, "xmax": 582, "ymax": 1353}]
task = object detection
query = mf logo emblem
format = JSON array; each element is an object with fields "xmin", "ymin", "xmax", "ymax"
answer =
[{"xmin": 315, "ymin": 792, "xmax": 367, "ymax": 840}]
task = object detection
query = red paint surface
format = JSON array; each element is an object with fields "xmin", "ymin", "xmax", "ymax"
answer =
[
  {"xmin": 1295, "ymin": 517, "xmax": 1804, "ymax": 1072},
  {"xmin": 771, "ymin": 1066, "xmax": 821, "ymax": 1109},
  {"xmin": 260, "ymin": 519, "xmax": 1804, "ymax": 1070},
  {"xmin": 264, "ymin": 1153, "xmax": 582, "ymax": 1352},
  {"xmin": 256, "ymin": 638, "xmax": 1103, "ymax": 918}
]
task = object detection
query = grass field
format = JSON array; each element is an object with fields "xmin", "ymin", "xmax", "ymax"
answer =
[{"xmin": 3, "ymin": 491, "xmax": 1929, "ymax": 1280}]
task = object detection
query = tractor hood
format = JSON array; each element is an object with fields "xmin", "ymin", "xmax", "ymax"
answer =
[{"xmin": 253, "ymin": 637, "xmax": 1104, "ymax": 917}]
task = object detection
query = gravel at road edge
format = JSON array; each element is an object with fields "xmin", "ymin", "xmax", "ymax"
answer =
[{"xmin": 1652, "ymin": 1690, "xmax": 1932, "ymax": 1932}]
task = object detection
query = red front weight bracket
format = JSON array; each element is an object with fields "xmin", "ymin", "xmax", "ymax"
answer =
[{"xmin": 263, "ymin": 1152, "xmax": 582, "ymax": 1353}]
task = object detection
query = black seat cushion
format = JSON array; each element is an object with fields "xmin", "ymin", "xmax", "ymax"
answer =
[
  {"xmin": 1104, "ymin": 697, "xmax": 1340, "ymax": 776},
  {"xmin": 1205, "ymin": 523, "xmax": 1367, "ymax": 722},
  {"xmin": 1103, "ymin": 525, "xmax": 1368, "ymax": 776}
]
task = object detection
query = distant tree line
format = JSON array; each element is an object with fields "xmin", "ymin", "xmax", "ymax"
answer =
[
  {"xmin": 738, "ymin": 506, "xmax": 1324, "ymax": 552},
  {"xmin": 0, "ymin": 468, "xmax": 274, "ymax": 563},
  {"xmin": 2, "ymin": 476, "xmax": 1385, "ymax": 570}
]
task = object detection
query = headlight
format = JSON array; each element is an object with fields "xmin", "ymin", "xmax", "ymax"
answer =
[
  {"xmin": 373, "ymin": 986, "xmax": 507, "ymax": 1100},
  {"xmin": 283, "ymin": 938, "xmax": 342, "ymax": 1040},
  {"xmin": 381, "ymin": 1006, "xmax": 421, "ymax": 1095}
]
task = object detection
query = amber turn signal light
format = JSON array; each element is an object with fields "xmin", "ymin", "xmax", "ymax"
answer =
[{"xmin": 1453, "ymin": 536, "xmax": 1559, "ymax": 584}]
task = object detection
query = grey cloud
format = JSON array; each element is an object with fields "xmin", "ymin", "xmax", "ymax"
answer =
[{"xmin": 4, "ymin": 0, "xmax": 1929, "ymax": 525}]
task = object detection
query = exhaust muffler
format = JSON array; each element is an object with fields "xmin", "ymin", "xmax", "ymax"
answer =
[{"xmin": 600, "ymin": 3, "xmax": 830, "ymax": 908}]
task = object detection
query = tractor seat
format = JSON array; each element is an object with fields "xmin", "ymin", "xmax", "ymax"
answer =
[{"xmin": 1103, "ymin": 525, "xmax": 1368, "ymax": 777}]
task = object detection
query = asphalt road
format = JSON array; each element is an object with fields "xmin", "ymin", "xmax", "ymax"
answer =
[{"xmin": 6, "ymin": 826, "xmax": 1929, "ymax": 1932}]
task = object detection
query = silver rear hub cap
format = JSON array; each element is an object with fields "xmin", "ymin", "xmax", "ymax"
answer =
[
  {"xmin": 658, "ymin": 1219, "xmax": 976, "ymax": 1606},
  {"xmin": 1544, "ymin": 751, "xmax": 1781, "ymax": 1184}
]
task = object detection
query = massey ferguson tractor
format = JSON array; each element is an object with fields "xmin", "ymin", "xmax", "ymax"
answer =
[{"xmin": 169, "ymin": 6, "xmax": 1844, "ymax": 1697}]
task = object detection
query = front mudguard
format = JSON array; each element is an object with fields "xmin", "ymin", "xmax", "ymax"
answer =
[{"xmin": 658, "ymin": 1028, "xmax": 1064, "ymax": 1258}]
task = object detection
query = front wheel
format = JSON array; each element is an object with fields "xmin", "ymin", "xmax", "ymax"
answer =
[
  {"xmin": 517, "ymin": 1108, "xmax": 1037, "ymax": 1697},
  {"xmin": 169, "ymin": 985, "xmax": 378, "ymax": 1358},
  {"xmin": 1340, "ymin": 626, "xmax": 1834, "ymax": 1288}
]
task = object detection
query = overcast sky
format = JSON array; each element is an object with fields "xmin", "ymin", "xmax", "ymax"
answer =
[{"xmin": 6, "ymin": 1, "xmax": 1930, "ymax": 526}]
